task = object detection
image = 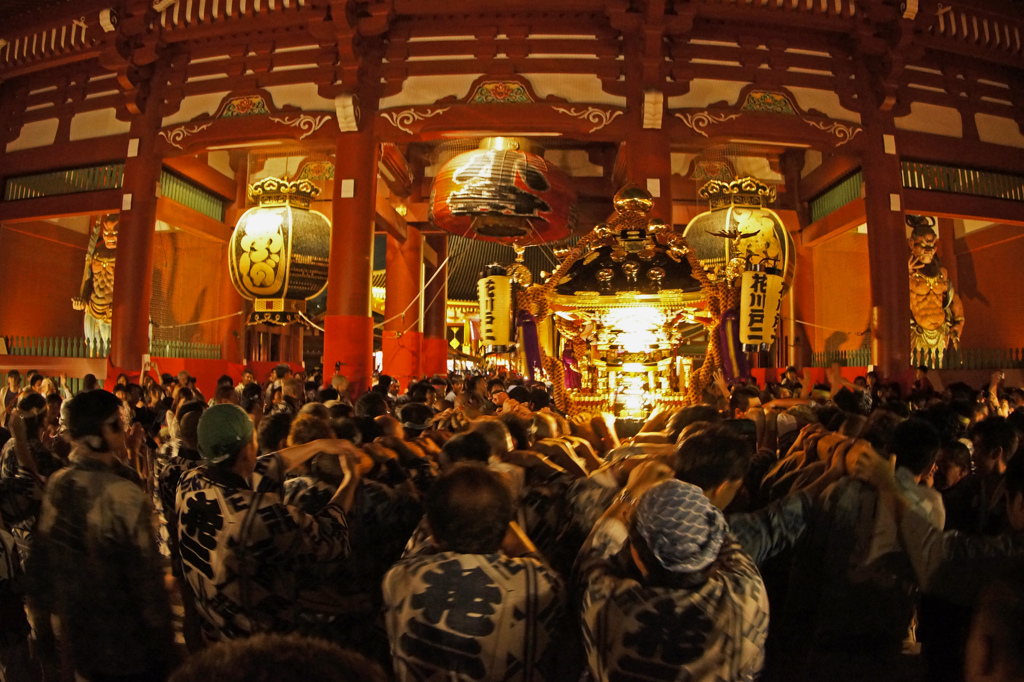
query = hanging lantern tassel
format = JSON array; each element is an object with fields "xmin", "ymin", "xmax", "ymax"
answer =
[
  {"xmin": 718, "ymin": 309, "xmax": 750, "ymax": 382},
  {"xmin": 516, "ymin": 309, "xmax": 543, "ymax": 381}
]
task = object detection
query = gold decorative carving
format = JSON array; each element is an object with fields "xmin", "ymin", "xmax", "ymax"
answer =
[
  {"xmin": 269, "ymin": 114, "xmax": 332, "ymax": 140},
  {"xmin": 674, "ymin": 111, "xmax": 742, "ymax": 138},
  {"xmin": 551, "ymin": 106, "xmax": 624, "ymax": 133},
  {"xmin": 803, "ymin": 119, "xmax": 862, "ymax": 147},
  {"xmin": 380, "ymin": 107, "xmax": 450, "ymax": 135},
  {"xmin": 158, "ymin": 122, "xmax": 214, "ymax": 150}
]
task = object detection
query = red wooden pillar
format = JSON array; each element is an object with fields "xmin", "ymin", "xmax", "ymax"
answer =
[
  {"xmin": 219, "ymin": 159, "xmax": 248, "ymax": 363},
  {"xmin": 624, "ymin": 128, "xmax": 673, "ymax": 224},
  {"xmin": 781, "ymin": 151, "xmax": 813, "ymax": 368},
  {"xmin": 283, "ymin": 324, "xmax": 304, "ymax": 366},
  {"xmin": 862, "ymin": 111, "xmax": 911, "ymax": 379},
  {"xmin": 382, "ymin": 227, "xmax": 422, "ymax": 388},
  {"xmin": 324, "ymin": 127, "xmax": 378, "ymax": 396},
  {"xmin": 421, "ymin": 234, "xmax": 448, "ymax": 377},
  {"xmin": 622, "ymin": 35, "xmax": 672, "ymax": 224},
  {"xmin": 110, "ymin": 96, "xmax": 163, "ymax": 371},
  {"xmin": 790, "ymin": 243, "xmax": 816, "ymax": 368}
]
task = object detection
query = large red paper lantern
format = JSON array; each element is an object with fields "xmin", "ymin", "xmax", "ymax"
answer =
[{"xmin": 429, "ymin": 137, "xmax": 577, "ymax": 245}]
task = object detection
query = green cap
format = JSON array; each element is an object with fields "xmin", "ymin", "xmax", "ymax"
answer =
[{"xmin": 197, "ymin": 404, "xmax": 255, "ymax": 465}]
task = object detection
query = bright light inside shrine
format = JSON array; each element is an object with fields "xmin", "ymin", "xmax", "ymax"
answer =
[
  {"xmin": 623, "ymin": 393, "xmax": 645, "ymax": 411},
  {"xmin": 603, "ymin": 307, "xmax": 665, "ymax": 353}
]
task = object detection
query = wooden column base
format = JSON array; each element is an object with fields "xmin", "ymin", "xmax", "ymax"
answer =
[
  {"xmin": 421, "ymin": 336, "xmax": 448, "ymax": 378},
  {"xmin": 324, "ymin": 314, "xmax": 374, "ymax": 398},
  {"xmin": 382, "ymin": 330, "xmax": 422, "ymax": 389}
]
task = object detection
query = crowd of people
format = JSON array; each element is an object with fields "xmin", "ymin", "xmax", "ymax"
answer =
[{"xmin": 1, "ymin": 360, "xmax": 1023, "ymax": 682}]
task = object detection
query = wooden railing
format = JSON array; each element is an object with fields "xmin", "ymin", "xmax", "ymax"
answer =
[
  {"xmin": 2, "ymin": 335, "xmax": 221, "ymax": 360},
  {"xmin": 149, "ymin": 340, "xmax": 222, "ymax": 360},
  {"xmin": 811, "ymin": 347, "xmax": 872, "ymax": 368},
  {"xmin": 901, "ymin": 161, "xmax": 1024, "ymax": 203},
  {"xmin": 811, "ymin": 347, "xmax": 1024, "ymax": 370},
  {"xmin": 913, "ymin": 347, "xmax": 1024, "ymax": 370},
  {"xmin": 3, "ymin": 335, "xmax": 110, "ymax": 358}
]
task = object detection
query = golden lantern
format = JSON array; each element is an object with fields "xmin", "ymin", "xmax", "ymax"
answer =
[
  {"xmin": 228, "ymin": 177, "xmax": 331, "ymax": 326},
  {"xmin": 682, "ymin": 177, "xmax": 795, "ymax": 356},
  {"xmin": 682, "ymin": 177, "xmax": 795, "ymax": 291}
]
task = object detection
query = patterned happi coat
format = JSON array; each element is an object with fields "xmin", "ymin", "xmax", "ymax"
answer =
[
  {"xmin": 579, "ymin": 522, "xmax": 769, "ymax": 682},
  {"xmin": 176, "ymin": 453, "xmax": 350, "ymax": 641},
  {"xmin": 27, "ymin": 453, "xmax": 175, "ymax": 677},
  {"xmin": 383, "ymin": 547, "xmax": 567, "ymax": 682},
  {"xmin": 0, "ymin": 438, "xmax": 64, "ymax": 557}
]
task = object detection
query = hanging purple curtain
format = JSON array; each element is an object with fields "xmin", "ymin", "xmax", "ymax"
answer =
[
  {"xmin": 516, "ymin": 309, "xmax": 543, "ymax": 381},
  {"xmin": 718, "ymin": 308, "xmax": 750, "ymax": 382}
]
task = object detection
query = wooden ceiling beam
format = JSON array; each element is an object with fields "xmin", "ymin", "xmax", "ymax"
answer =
[
  {"xmin": 904, "ymin": 190, "xmax": 1024, "ymax": 228},
  {"xmin": 800, "ymin": 154, "xmax": 861, "ymax": 201},
  {"xmin": 391, "ymin": 0, "xmax": 607, "ymax": 15},
  {"xmin": 161, "ymin": 12, "xmax": 314, "ymax": 44},
  {"xmin": 797, "ymin": 197, "xmax": 865, "ymax": 247},
  {"xmin": 1, "ymin": 135, "xmax": 130, "ymax": 177},
  {"xmin": 382, "ymin": 57, "xmax": 622, "ymax": 80},
  {"xmin": 897, "ymin": 131, "xmax": 1024, "ymax": 177},
  {"xmin": 375, "ymin": 190, "xmax": 410, "ymax": 242},
  {"xmin": 384, "ymin": 38, "xmax": 619, "ymax": 59},
  {"xmin": 388, "ymin": 14, "xmax": 610, "ymax": 36},
  {"xmin": 155, "ymin": 197, "xmax": 233, "ymax": 243}
]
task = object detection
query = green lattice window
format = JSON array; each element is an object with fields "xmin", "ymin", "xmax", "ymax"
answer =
[
  {"xmin": 808, "ymin": 170, "xmax": 863, "ymax": 223},
  {"xmin": 3, "ymin": 163, "xmax": 125, "ymax": 201},
  {"xmin": 4, "ymin": 164, "xmax": 228, "ymax": 222},
  {"xmin": 159, "ymin": 169, "xmax": 227, "ymax": 221}
]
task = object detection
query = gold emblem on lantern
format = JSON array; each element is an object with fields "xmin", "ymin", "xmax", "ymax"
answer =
[
  {"xmin": 237, "ymin": 210, "xmax": 287, "ymax": 296},
  {"xmin": 228, "ymin": 177, "xmax": 331, "ymax": 326},
  {"xmin": 683, "ymin": 177, "xmax": 795, "ymax": 292}
]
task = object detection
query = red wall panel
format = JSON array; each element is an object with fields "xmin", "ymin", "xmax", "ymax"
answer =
[{"xmin": 0, "ymin": 221, "xmax": 89, "ymax": 339}]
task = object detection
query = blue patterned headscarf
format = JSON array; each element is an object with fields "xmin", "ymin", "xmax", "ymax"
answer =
[{"xmin": 634, "ymin": 479, "xmax": 727, "ymax": 575}]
